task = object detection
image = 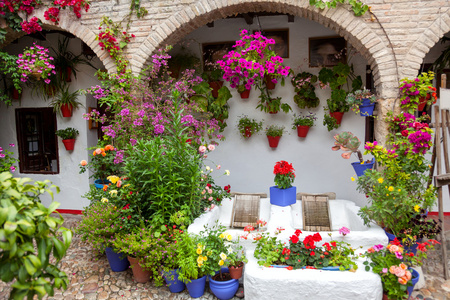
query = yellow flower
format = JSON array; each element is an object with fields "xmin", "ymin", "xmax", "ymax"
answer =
[
  {"xmin": 219, "ymin": 233, "xmax": 225, "ymax": 239},
  {"xmin": 351, "ymin": 177, "xmax": 355, "ymax": 182},
  {"xmin": 197, "ymin": 243, "xmax": 202, "ymax": 248},
  {"xmin": 109, "ymin": 190, "xmax": 118, "ymax": 196},
  {"xmin": 101, "ymin": 198, "xmax": 108, "ymax": 203},
  {"xmin": 386, "ymin": 194, "xmax": 389, "ymax": 196},
  {"xmin": 226, "ymin": 234, "xmax": 232, "ymax": 241},
  {"xmin": 219, "ymin": 260, "xmax": 224, "ymax": 266},
  {"xmin": 203, "ymin": 256, "xmax": 207, "ymax": 261},
  {"xmin": 197, "ymin": 256, "xmax": 204, "ymax": 264},
  {"xmin": 107, "ymin": 175, "xmax": 120, "ymax": 184},
  {"xmin": 378, "ymin": 178, "xmax": 384, "ymax": 184},
  {"xmin": 196, "ymin": 248, "xmax": 202, "ymax": 255},
  {"xmin": 207, "ymin": 251, "xmax": 212, "ymax": 256},
  {"xmin": 114, "ymin": 206, "xmax": 117, "ymax": 210},
  {"xmin": 220, "ymin": 252, "xmax": 227, "ymax": 260},
  {"xmin": 414, "ymin": 205, "xmax": 420, "ymax": 212},
  {"xmin": 198, "ymin": 262, "xmax": 203, "ymax": 267},
  {"xmin": 388, "ymin": 186, "xmax": 394, "ymax": 192},
  {"xmin": 398, "ymin": 189, "xmax": 401, "ymax": 192}
]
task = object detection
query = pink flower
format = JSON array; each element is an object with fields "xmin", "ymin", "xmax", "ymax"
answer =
[
  {"xmin": 199, "ymin": 145, "xmax": 206, "ymax": 153},
  {"xmin": 339, "ymin": 227, "xmax": 350, "ymax": 236},
  {"xmin": 208, "ymin": 144, "xmax": 215, "ymax": 151},
  {"xmin": 216, "ymin": 165, "xmax": 221, "ymax": 170}
]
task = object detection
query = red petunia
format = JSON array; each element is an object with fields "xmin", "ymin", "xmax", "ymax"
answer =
[{"xmin": 289, "ymin": 234, "xmax": 299, "ymax": 244}]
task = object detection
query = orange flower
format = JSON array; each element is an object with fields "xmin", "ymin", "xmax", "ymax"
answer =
[
  {"xmin": 399, "ymin": 263, "xmax": 407, "ymax": 270},
  {"xmin": 398, "ymin": 276, "xmax": 409, "ymax": 285},
  {"xmin": 105, "ymin": 145, "xmax": 114, "ymax": 151},
  {"xmin": 94, "ymin": 148, "xmax": 102, "ymax": 155},
  {"xmin": 80, "ymin": 160, "xmax": 87, "ymax": 166},
  {"xmin": 102, "ymin": 185, "xmax": 108, "ymax": 191},
  {"xmin": 101, "ymin": 152, "xmax": 106, "ymax": 157},
  {"xmin": 93, "ymin": 150, "xmax": 97, "ymax": 156},
  {"xmin": 100, "ymin": 148, "xmax": 105, "ymax": 153}
]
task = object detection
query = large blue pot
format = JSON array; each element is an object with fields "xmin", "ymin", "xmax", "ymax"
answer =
[
  {"xmin": 361, "ymin": 98, "xmax": 372, "ymax": 106},
  {"xmin": 209, "ymin": 270, "xmax": 239, "ymax": 300},
  {"xmin": 407, "ymin": 269, "xmax": 419, "ymax": 299},
  {"xmin": 270, "ymin": 186, "xmax": 296, "ymax": 206},
  {"xmin": 105, "ymin": 247, "xmax": 129, "ymax": 272},
  {"xmin": 351, "ymin": 158, "xmax": 375, "ymax": 177},
  {"xmin": 383, "ymin": 229, "xmax": 421, "ymax": 255},
  {"xmin": 185, "ymin": 275, "xmax": 206, "ymax": 298},
  {"xmin": 94, "ymin": 179, "xmax": 111, "ymax": 189},
  {"xmin": 163, "ymin": 269, "xmax": 185, "ymax": 293}
]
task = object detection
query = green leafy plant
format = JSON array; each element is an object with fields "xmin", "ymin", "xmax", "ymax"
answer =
[
  {"xmin": 399, "ymin": 71, "xmax": 437, "ymax": 114},
  {"xmin": 236, "ymin": 115, "xmax": 263, "ymax": 138},
  {"xmin": 323, "ymin": 114, "xmax": 339, "ymax": 131},
  {"xmin": 0, "ymin": 143, "xmax": 19, "ymax": 173},
  {"xmin": 346, "ymin": 88, "xmax": 377, "ymax": 115},
  {"xmin": 309, "ymin": 0, "xmax": 370, "ymax": 17},
  {"xmin": 55, "ymin": 127, "xmax": 79, "ymax": 140},
  {"xmin": 0, "ymin": 172, "xmax": 72, "ymax": 300},
  {"xmin": 226, "ymin": 243, "xmax": 248, "ymax": 268},
  {"xmin": 265, "ymin": 124, "xmax": 286, "ymax": 137},
  {"xmin": 252, "ymin": 231, "xmax": 286, "ymax": 267},
  {"xmin": 0, "ymin": 51, "xmax": 21, "ymax": 106},
  {"xmin": 79, "ymin": 144, "xmax": 122, "ymax": 180},
  {"xmin": 49, "ymin": 85, "xmax": 83, "ymax": 116},
  {"xmin": 325, "ymin": 228, "xmax": 360, "ymax": 271},
  {"xmin": 168, "ymin": 51, "xmax": 201, "ymax": 78},
  {"xmin": 291, "ymin": 72, "xmax": 320, "ymax": 109},
  {"xmin": 292, "ymin": 112, "xmax": 317, "ymax": 128}
]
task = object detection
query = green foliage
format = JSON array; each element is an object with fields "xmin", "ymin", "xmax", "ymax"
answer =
[
  {"xmin": 291, "ymin": 72, "xmax": 320, "ymax": 109},
  {"xmin": 0, "ymin": 172, "xmax": 72, "ymax": 300},
  {"xmin": 252, "ymin": 232, "xmax": 285, "ymax": 267},
  {"xmin": 55, "ymin": 127, "xmax": 79, "ymax": 140},
  {"xmin": 309, "ymin": 0, "xmax": 370, "ymax": 17},
  {"xmin": 236, "ymin": 115, "xmax": 263, "ymax": 138},
  {"xmin": 0, "ymin": 51, "xmax": 21, "ymax": 106},
  {"xmin": 49, "ymin": 85, "xmax": 83, "ymax": 117},
  {"xmin": 265, "ymin": 124, "xmax": 286, "ymax": 137},
  {"xmin": 346, "ymin": 88, "xmax": 377, "ymax": 115},
  {"xmin": 323, "ymin": 114, "xmax": 339, "ymax": 131},
  {"xmin": 76, "ymin": 201, "xmax": 120, "ymax": 252},
  {"xmin": 79, "ymin": 144, "xmax": 123, "ymax": 180},
  {"xmin": 0, "ymin": 144, "xmax": 19, "ymax": 173},
  {"xmin": 292, "ymin": 112, "xmax": 317, "ymax": 128}
]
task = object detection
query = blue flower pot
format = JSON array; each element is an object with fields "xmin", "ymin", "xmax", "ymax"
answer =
[
  {"xmin": 361, "ymin": 98, "xmax": 372, "ymax": 106},
  {"xmin": 359, "ymin": 103, "xmax": 375, "ymax": 116},
  {"xmin": 94, "ymin": 179, "xmax": 111, "ymax": 189},
  {"xmin": 209, "ymin": 270, "xmax": 239, "ymax": 300},
  {"xmin": 270, "ymin": 186, "xmax": 296, "ymax": 206},
  {"xmin": 383, "ymin": 229, "xmax": 421, "ymax": 255},
  {"xmin": 163, "ymin": 269, "xmax": 185, "ymax": 293},
  {"xmin": 351, "ymin": 158, "xmax": 375, "ymax": 177},
  {"xmin": 105, "ymin": 247, "xmax": 129, "ymax": 272},
  {"xmin": 407, "ymin": 269, "xmax": 419, "ymax": 299},
  {"xmin": 185, "ymin": 275, "xmax": 206, "ymax": 298}
]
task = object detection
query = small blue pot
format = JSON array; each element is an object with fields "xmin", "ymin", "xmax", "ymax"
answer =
[
  {"xmin": 270, "ymin": 186, "xmax": 296, "ymax": 206},
  {"xmin": 185, "ymin": 275, "xmax": 206, "ymax": 298},
  {"xmin": 163, "ymin": 269, "xmax": 185, "ymax": 293},
  {"xmin": 359, "ymin": 103, "xmax": 375, "ymax": 116},
  {"xmin": 209, "ymin": 270, "xmax": 239, "ymax": 300},
  {"xmin": 361, "ymin": 98, "xmax": 373, "ymax": 106},
  {"xmin": 105, "ymin": 247, "xmax": 129, "ymax": 272},
  {"xmin": 94, "ymin": 179, "xmax": 111, "ymax": 189},
  {"xmin": 351, "ymin": 158, "xmax": 375, "ymax": 177},
  {"xmin": 383, "ymin": 229, "xmax": 421, "ymax": 255}
]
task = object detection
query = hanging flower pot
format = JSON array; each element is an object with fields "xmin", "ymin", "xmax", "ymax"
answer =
[
  {"xmin": 61, "ymin": 103, "xmax": 73, "ymax": 117},
  {"xmin": 127, "ymin": 256, "xmax": 152, "ymax": 283},
  {"xmin": 94, "ymin": 179, "xmax": 111, "ymax": 189},
  {"xmin": 351, "ymin": 158, "xmax": 375, "ymax": 177},
  {"xmin": 418, "ymin": 94, "xmax": 431, "ymax": 111},
  {"xmin": 359, "ymin": 103, "xmax": 375, "ymax": 117},
  {"xmin": 239, "ymin": 89, "xmax": 250, "ymax": 99},
  {"xmin": 31, "ymin": 69, "xmax": 42, "ymax": 80},
  {"xmin": 265, "ymin": 75, "xmax": 276, "ymax": 90},
  {"xmin": 62, "ymin": 139, "xmax": 75, "ymax": 151},
  {"xmin": 209, "ymin": 81, "xmax": 224, "ymax": 98},
  {"xmin": 267, "ymin": 135, "xmax": 281, "ymax": 148},
  {"xmin": 296, "ymin": 125, "xmax": 311, "ymax": 138},
  {"xmin": 329, "ymin": 111, "xmax": 344, "ymax": 124},
  {"xmin": 244, "ymin": 126, "xmax": 252, "ymax": 138},
  {"xmin": 12, "ymin": 88, "xmax": 21, "ymax": 100}
]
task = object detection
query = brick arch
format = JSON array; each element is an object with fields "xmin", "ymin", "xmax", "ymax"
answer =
[
  {"xmin": 0, "ymin": 9, "xmax": 115, "ymax": 73},
  {"xmin": 402, "ymin": 10, "xmax": 450, "ymax": 79},
  {"xmin": 132, "ymin": 0, "xmax": 396, "ymax": 97}
]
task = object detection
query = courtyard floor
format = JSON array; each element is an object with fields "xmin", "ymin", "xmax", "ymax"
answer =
[{"xmin": 1, "ymin": 214, "xmax": 450, "ymax": 300}]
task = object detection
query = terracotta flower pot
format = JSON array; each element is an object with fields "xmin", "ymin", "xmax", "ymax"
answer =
[
  {"xmin": 228, "ymin": 264, "xmax": 244, "ymax": 279},
  {"xmin": 265, "ymin": 75, "xmax": 276, "ymax": 90},
  {"xmin": 12, "ymin": 88, "xmax": 21, "ymax": 100},
  {"xmin": 240, "ymin": 89, "xmax": 250, "ymax": 99},
  {"xmin": 297, "ymin": 125, "xmax": 310, "ymax": 138},
  {"xmin": 418, "ymin": 94, "xmax": 431, "ymax": 111},
  {"xmin": 61, "ymin": 103, "xmax": 73, "ymax": 117},
  {"xmin": 244, "ymin": 126, "xmax": 252, "ymax": 138},
  {"xmin": 329, "ymin": 111, "xmax": 344, "ymax": 124},
  {"xmin": 267, "ymin": 135, "xmax": 281, "ymax": 148},
  {"xmin": 209, "ymin": 81, "xmax": 224, "ymax": 98},
  {"xmin": 127, "ymin": 256, "xmax": 152, "ymax": 283},
  {"xmin": 62, "ymin": 139, "xmax": 75, "ymax": 151}
]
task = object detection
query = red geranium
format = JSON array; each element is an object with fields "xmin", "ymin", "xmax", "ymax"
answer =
[
  {"xmin": 273, "ymin": 160, "xmax": 295, "ymax": 189},
  {"xmin": 289, "ymin": 234, "xmax": 299, "ymax": 244}
]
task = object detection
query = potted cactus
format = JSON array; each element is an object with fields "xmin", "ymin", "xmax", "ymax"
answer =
[{"xmin": 331, "ymin": 132, "xmax": 374, "ymax": 177}]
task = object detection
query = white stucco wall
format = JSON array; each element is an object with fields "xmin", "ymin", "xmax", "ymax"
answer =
[{"xmin": 0, "ymin": 33, "xmax": 103, "ymax": 210}]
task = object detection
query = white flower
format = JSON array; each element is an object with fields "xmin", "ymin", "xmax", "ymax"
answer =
[
  {"xmin": 206, "ymin": 166, "xmax": 210, "ymax": 171},
  {"xmin": 220, "ymin": 252, "xmax": 227, "ymax": 260},
  {"xmin": 101, "ymin": 198, "xmax": 108, "ymax": 203},
  {"xmin": 225, "ymin": 170, "xmax": 230, "ymax": 176}
]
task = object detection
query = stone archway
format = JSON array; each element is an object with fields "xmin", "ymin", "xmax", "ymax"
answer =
[
  {"xmin": 132, "ymin": 1, "xmax": 396, "ymax": 98},
  {"xmin": 0, "ymin": 8, "xmax": 115, "ymax": 73}
]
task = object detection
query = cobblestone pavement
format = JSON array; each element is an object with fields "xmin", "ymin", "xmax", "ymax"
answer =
[{"xmin": 0, "ymin": 214, "xmax": 450, "ymax": 300}]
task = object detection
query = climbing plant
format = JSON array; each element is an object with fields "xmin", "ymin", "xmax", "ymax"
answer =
[{"xmin": 309, "ymin": 0, "xmax": 369, "ymax": 17}]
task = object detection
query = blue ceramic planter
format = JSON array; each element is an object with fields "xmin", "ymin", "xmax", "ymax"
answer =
[
  {"xmin": 163, "ymin": 269, "xmax": 185, "ymax": 293},
  {"xmin": 185, "ymin": 275, "xmax": 206, "ymax": 298},
  {"xmin": 105, "ymin": 247, "xmax": 129, "ymax": 272},
  {"xmin": 270, "ymin": 186, "xmax": 296, "ymax": 206},
  {"xmin": 351, "ymin": 158, "xmax": 375, "ymax": 177},
  {"xmin": 94, "ymin": 179, "xmax": 111, "ymax": 189},
  {"xmin": 359, "ymin": 103, "xmax": 375, "ymax": 116},
  {"xmin": 209, "ymin": 270, "xmax": 239, "ymax": 300},
  {"xmin": 383, "ymin": 229, "xmax": 421, "ymax": 255},
  {"xmin": 407, "ymin": 269, "xmax": 419, "ymax": 299}
]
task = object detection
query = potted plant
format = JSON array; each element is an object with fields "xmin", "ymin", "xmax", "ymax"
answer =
[
  {"xmin": 270, "ymin": 160, "xmax": 296, "ymax": 206},
  {"xmin": 79, "ymin": 143, "xmax": 123, "ymax": 184},
  {"xmin": 0, "ymin": 51, "xmax": 22, "ymax": 105},
  {"xmin": 237, "ymin": 115, "xmax": 263, "ymax": 138},
  {"xmin": 16, "ymin": 43, "xmax": 56, "ymax": 83},
  {"xmin": 292, "ymin": 112, "xmax": 317, "ymax": 138},
  {"xmin": 399, "ymin": 71, "xmax": 438, "ymax": 113},
  {"xmin": 49, "ymin": 84, "xmax": 83, "ymax": 117},
  {"xmin": 291, "ymin": 71, "xmax": 320, "ymax": 109},
  {"xmin": 346, "ymin": 88, "xmax": 377, "ymax": 116},
  {"xmin": 363, "ymin": 238, "xmax": 439, "ymax": 300},
  {"xmin": 252, "ymin": 230, "xmax": 286, "ymax": 267},
  {"xmin": 357, "ymin": 112, "xmax": 437, "ymax": 246},
  {"xmin": 331, "ymin": 131, "xmax": 375, "ymax": 177},
  {"xmin": 265, "ymin": 125, "xmax": 285, "ymax": 148},
  {"xmin": 319, "ymin": 63, "xmax": 362, "ymax": 130},
  {"xmin": 226, "ymin": 243, "xmax": 248, "ymax": 280},
  {"xmin": 201, "ymin": 66, "xmax": 226, "ymax": 98},
  {"xmin": 55, "ymin": 127, "xmax": 79, "ymax": 151}
]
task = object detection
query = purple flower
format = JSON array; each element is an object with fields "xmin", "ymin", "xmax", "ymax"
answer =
[{"xmin": 339, "ymin": 227, "xmax": 350, "ymax": 236}]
